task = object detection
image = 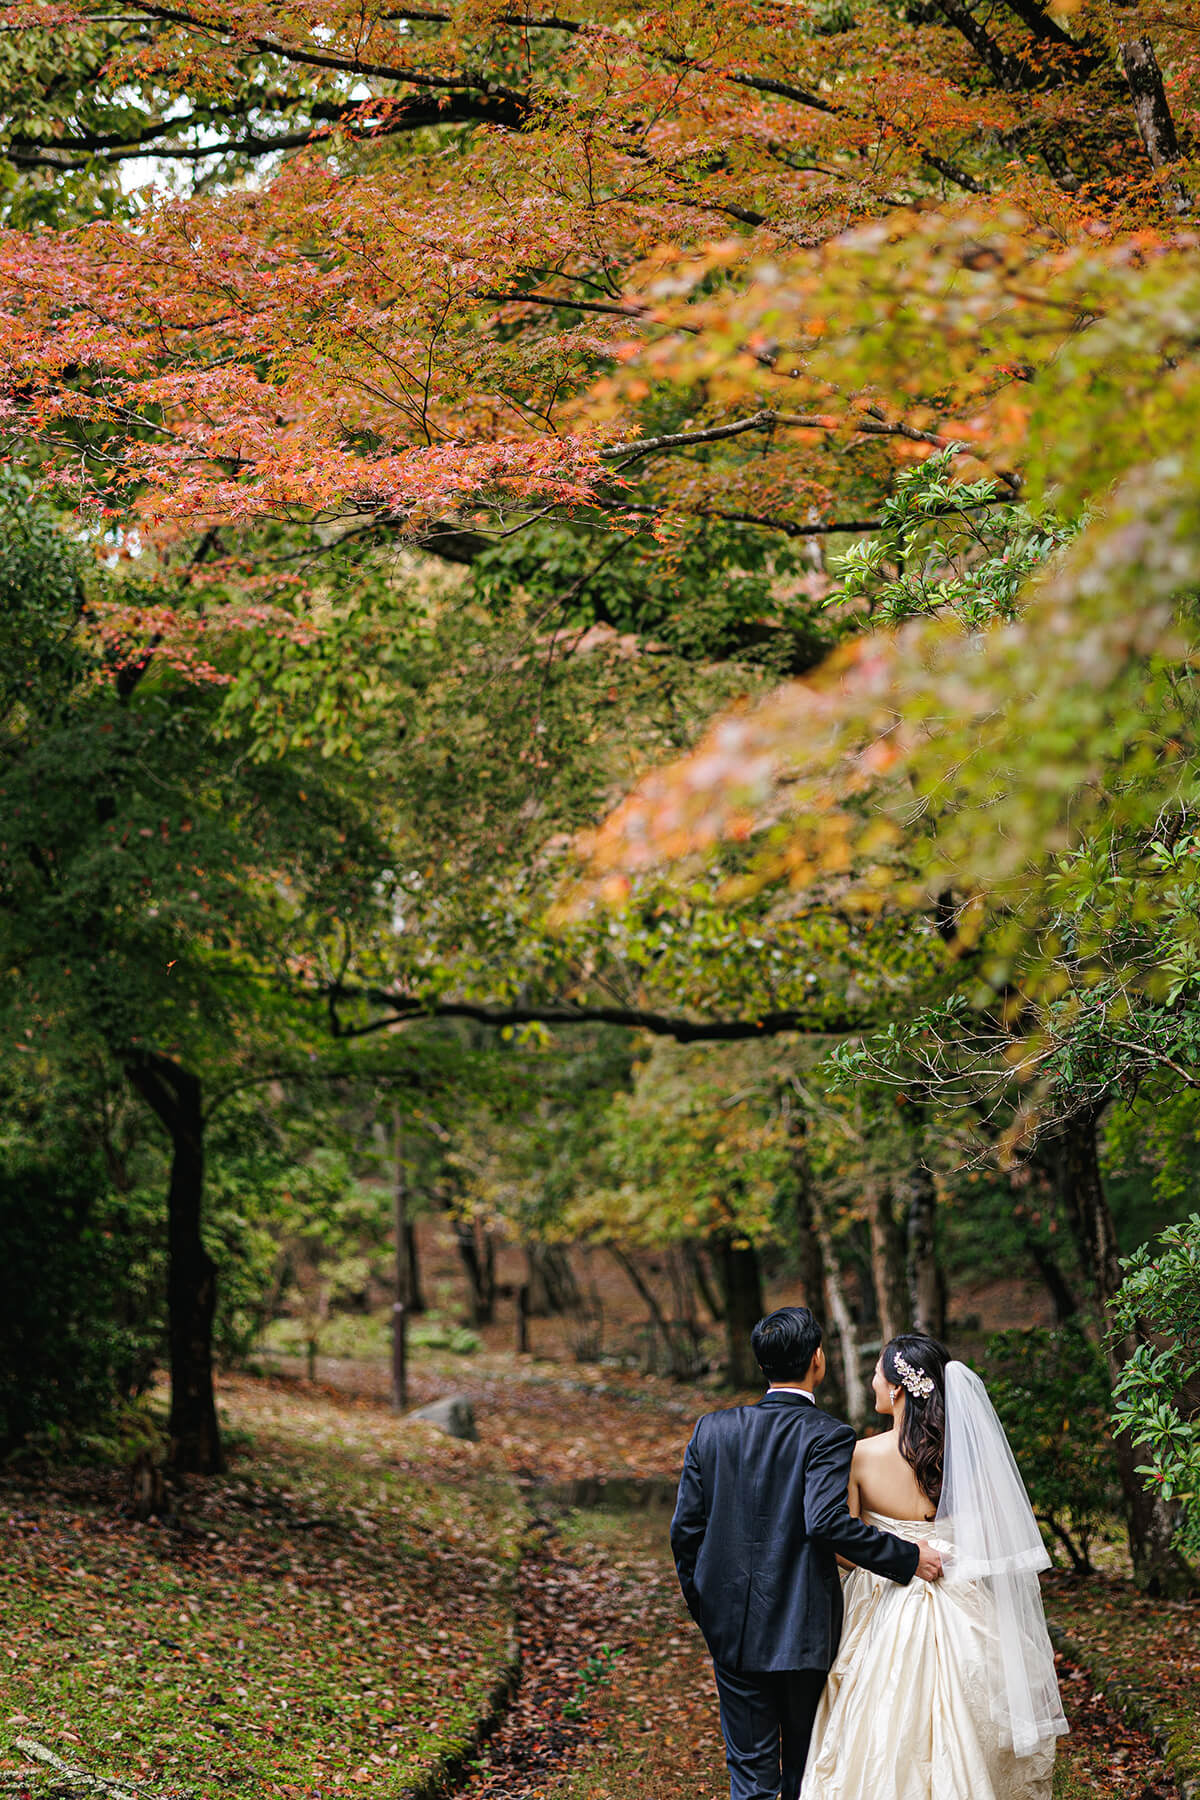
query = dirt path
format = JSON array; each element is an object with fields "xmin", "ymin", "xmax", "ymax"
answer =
[
  {"xmin": 246, "ymin": 1365, "xmax": 1184, "ymax": 1800},
  {"xmin": 455, "ymin": 1505, "xmax": 726, "ymax": 1800},
  {"xmin": 453, "ymin": 1498, "xmax": 1179, "ymax": 1800}
]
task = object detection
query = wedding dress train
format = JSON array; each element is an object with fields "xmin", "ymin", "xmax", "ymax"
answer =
[{"xmin": 798, "ymin": 1508, "xmax": 1058, "ymax": 1800}]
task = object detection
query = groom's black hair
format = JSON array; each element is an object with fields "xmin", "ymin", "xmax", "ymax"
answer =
[{"xmin": 751, "ymin": 1307, "xmax": 823, "ymax": 1381}]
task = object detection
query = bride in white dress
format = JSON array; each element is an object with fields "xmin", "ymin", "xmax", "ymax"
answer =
[{"xmin": 799, "ymin": 1334, "xmax": 1068, "ymax": 1800}]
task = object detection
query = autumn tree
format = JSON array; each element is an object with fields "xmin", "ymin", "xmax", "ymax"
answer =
[
  {"xmin": 2, "ymin": 0, "xmax": 1194, "ymax": 607},
  {"xmin": 582, "ymin": 448, "xmax": 1200, "ymax": 1592},
  {"xmin": 0, "ymin": 474, "xmax": 394, "ymax": 1471},
  {"xmin": 4, "ymin": 0, "xmax": 1200, "ymax": 1590}
]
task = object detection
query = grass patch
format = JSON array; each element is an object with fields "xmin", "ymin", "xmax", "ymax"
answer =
[
  {"xmin": 0, "ymin": 1378, "xmax": 524, "ymax": 1798},
  {"xmin": 258, "ymin": 1311, "xmax": 480, "ymax": 1364}
]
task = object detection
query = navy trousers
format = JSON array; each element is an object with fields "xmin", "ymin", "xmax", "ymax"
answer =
[{"xmin": 712, "ymin": 1662, "xmax": 827, "ymax": 1800}]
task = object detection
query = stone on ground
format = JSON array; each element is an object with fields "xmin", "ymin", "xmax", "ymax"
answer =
[{"xmin": 412, "ymin": 1393, "xmax": 478, "ymax": 1440}]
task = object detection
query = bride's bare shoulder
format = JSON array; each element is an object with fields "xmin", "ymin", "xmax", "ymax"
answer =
[{"xmin": 852, "ymin": 1432, "xmax": 898, "ymax": 1461}]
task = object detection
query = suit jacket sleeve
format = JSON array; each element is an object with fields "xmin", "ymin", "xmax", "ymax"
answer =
[
  {"xmin": 803, "ymin": 1422, "xmax": 920, "ymax": 1585},
  {"xmin": 669, "ymin": 1426, "xmax": 707, "ymax": 1623}
]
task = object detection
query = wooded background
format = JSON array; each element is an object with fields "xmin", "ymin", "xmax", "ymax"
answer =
[{"xmin": 1, "ymin": 0, "xmax": 1199, "ymax": 1606}]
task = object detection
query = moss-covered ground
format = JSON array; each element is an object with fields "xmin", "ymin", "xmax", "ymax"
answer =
[
  {"xmin": 0, "ymin": 1378, "xmax": 523, "ymax": 1799},
  {"xmin": 1044, "ymin": 1571, "xmax": 1199, "ymax": 1797}
]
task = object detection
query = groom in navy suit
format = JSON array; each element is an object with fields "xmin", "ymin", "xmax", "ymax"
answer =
[{"xmin": 670, "ymin": 1306, "xmax": 943, "ymax": 1800}]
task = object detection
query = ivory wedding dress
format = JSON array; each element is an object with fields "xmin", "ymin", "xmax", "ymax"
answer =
[{"xmin": 798, "ymin": 1363, "xmax": 1067, "ymax": 1800}]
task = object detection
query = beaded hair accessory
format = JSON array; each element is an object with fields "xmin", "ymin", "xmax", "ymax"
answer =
[{"xmin": 893, "ymin": 1351, "xmax": 935, "ymax": 1400}]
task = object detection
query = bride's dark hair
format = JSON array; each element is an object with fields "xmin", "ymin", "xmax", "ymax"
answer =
[{"xmin": 881, "ymin": 1334, "xmax": 951, "ymax": 1505}]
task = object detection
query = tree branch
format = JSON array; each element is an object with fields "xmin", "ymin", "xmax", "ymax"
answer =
[
  {"xmin": 12, "ymin": 1738, "xmax": 140, "ymax": 1800},
  {"xmin": 993, "ymin": 0, "xmax": 1102, "ymax": 64},
  {"xmin": 614, "ymin": 501, "xmax": 889, "ymax": 535},
  {"xmin": 121, "ymin": 3, "xmax": 531, "ymax": 113},
  {"xmin": 1109, "ymin": 1037, "xmax": 1200, "ymax": 1089},
  {"xmin": 929, "ymin": 0, "xmax": 1047, "ymax": 89},
  {"xmin": 6, "ymin": 92, "xmax": 526, "ymax": 167},
  {"xmin": 324, "ymin": 986, "xmax": 860, "ymax": 1042},
  {"xmin": 605, "ymin": 408, "xmax": 956, "ymax": 464},
  {"xmin": 472, "ymin": 289, "xmax": 648, "ymax": 319},
  {"xmin": 381, "ymin": 5, "xmax": 583, "ymax": 26}
]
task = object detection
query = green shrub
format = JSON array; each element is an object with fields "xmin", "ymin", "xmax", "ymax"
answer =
[
  {"xmin": 0, "ymin": 1153, "xmax": 164, "ymax": 1453},
  {"xmin": 410, "ymin": 1315, "xmax": 482, "ymax": 1356},
  {"xmin": 1111, "ymin": 1213, "xmax": 1200, "ymax": 1556},
  {"xmin": 984, "ymin": 1323, "xmax": 1121, "ymax": 1573}
]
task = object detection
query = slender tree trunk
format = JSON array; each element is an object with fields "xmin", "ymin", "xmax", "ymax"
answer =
[
  {"xmin": 811, "ymin": 1202, "xmax": 869, "ymax": 1430},
  {"xmin": 1023, "ymin": 1232, "xmax": 1079, "ymax": 1324},
  {"xmin": 713, "ymin": 1234, "xmax": 766, "ymax": 1389},
  {"xmin": 610, "ymin": 1245, "xmax": 693, "ymax": 1377},
  {"xmin": 668, "ymin": 1245, "xmax": 704, "ymax": 1370},
  {"xmin": 403, "ymin": 1221, "xmax": 426, "ymax": 1314},
  {"xmin": 795, "ymin": 1200, "xmax": 828, "ymax": 1321},
  {"xmin": 391, "ymin": 1109, "xmax": 409, "ymax": 1410},
  {"xmin": 868, "ymin": 1182, "xmax": 910, "ymax": 1344},
  {"xmin": 610, "ymin": 1245, "xmax": 668, "ymax": 1332},
  {"xmin": 481, "ymin": 1228, "xmax": 496, "ymax": 1324},
  {"xmin": 453, "ymin": 1214, "xmax": 496, "ymax": 1325},
  {"xmin": 373, "ymin": 1113, "xmax": 425, "ymax": 1313},
  {"xmin": 685, "ymin": 1241, "xmax": 725, "ymax": 1322},
  {"xmin": 1052, "ymin": 1108, "xmax": 1193, "ymax": 1595},
  {"xmin": 900, "ymin": 1125, "xmax": 946, "ymax": 1339},
  {"xmin": 125, "ymin": 1053, "xmax": 223, "ymax": 1476},
  {"xmin": 525, "ymin": 1243, "xmax": 580, "ymax": 1316},
  {"xmin": 525, "ymin": 1247, "xmax": 551, "ymax": 1318},
  {"xmin": 1120, "ymin": 35, "xmax": 1191, "ymax": 213},
  {"xmin": 785, "ymin": 1100, "xmax": 847, "ymax": 1418}
]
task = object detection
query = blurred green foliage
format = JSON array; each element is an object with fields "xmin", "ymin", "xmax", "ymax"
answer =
[
  {"xmin": 985, "ymin": 1325, "xmax": 1121, "ymax": 1574},
  {"xmin": 1112, "ymin": 1214, "xmax": 1200, "ymax": 1556},
  {"xmin": 0, "ymin": 1148, "xmax": 163, "ymax": 1453}
]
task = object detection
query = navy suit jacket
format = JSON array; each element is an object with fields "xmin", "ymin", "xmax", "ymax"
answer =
[{"xmin": 669, "ymin": 1390, "xmax": 920, "ymax": 1672}]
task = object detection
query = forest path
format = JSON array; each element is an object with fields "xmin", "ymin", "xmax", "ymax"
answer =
[
  {"xmin": 450, "ymin": 1494, "xmax": 1180, "ymax": 1800},
  {"xmin": 0, "ymin": 1366, "xmax": 1178, "ymax": 1800},
  {"xmin": 239, "ymin": 1362, "xmax": 1186, "ymax": 1800}
]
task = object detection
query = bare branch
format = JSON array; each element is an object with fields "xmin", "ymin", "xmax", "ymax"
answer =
[
  {"xmin": 119, "ymin": 3, "xmax": 530, "ymax": 113},
  {"xmin": 472, "ymin": 289, "xmax": 648, "ymax": 319},
  {"xmin": 6, "ymin": 92, "xmax": 526, "ymax": 167},
  {"xmin": 324, "ymin": 986, "xmax": 861, "ymax": 1042},
  {"xmin": 605, "ymin": 408, "xmax": 956, "ymax": 464}
]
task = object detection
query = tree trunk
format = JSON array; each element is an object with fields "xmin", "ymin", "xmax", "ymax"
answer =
[
  {"xmin": 379, "ymin": 1116, "xmax": 431, "ymax": 1317},
  {"xmin": 525, "ymin": 1243, "xmax": 580, "ymax": 1316},
  {"xmin": 610, "ymin": 1246, "xmax": 696, "ymax": 1377},
  {"xmin": 713, "ymin": 1235, "xmax": 766, "ymax": 1390},
  {"xmin": 684, "ymin": 1240, "xmax": 725, "ymax": 1322},
  {"xmin": 125, "ymin": 1053, "xmax": 223, "ymax": 1476},
  {"xmin": 1052, "ymin": 1108, "xmax": 1194, "ymax": 1595},
  {"xmin": 1023, "ymin": 1232, "xmax": 1079, "ymax": 1324},
  {"xmin": 1120, "ymin": 35, "xmax": 1191, "ymax": 212},
  {"xmin": 668, "ymin": 1245, "xmax": 705, "ymax": 1372},
  {"xmin": 391, "ymin": 1109, "xmax": 409, "ymax": 1409},
  {"xmin": 785, "ymin": 1101, "xmax": 847, "ymax": 1418},
  {"xmin": 901, "ymin": 1140, "xmax": 946, "ymax": 1339},
  {"xmin": 795, "ymin": 1200, "xmax": 828, "ymax": 1320},
  {"xmin": 868, "ymin": 1182, "xmax": 910, "ymax": 1344},
  {"xmin": 453, "ymin": 1214, "xmax": 495, "ymax": 1326},
  {"xmin": 403, "ymin": 1221, "xmax": 426, "ymax": 1314},
  {"xmin": 811, "ymin": 1201, "xmax": 870, "ymax": 1430}
]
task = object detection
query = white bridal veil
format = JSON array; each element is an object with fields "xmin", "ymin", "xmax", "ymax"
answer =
[{"xmin": 935, "ymin": 1361, "xmax": 1069, "ymax": 1757}]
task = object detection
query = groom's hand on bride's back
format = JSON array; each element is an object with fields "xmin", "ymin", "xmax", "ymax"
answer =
[{"xmin": 914, "ymin": 1540, "xmax": 943, "ymax": 1581}]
